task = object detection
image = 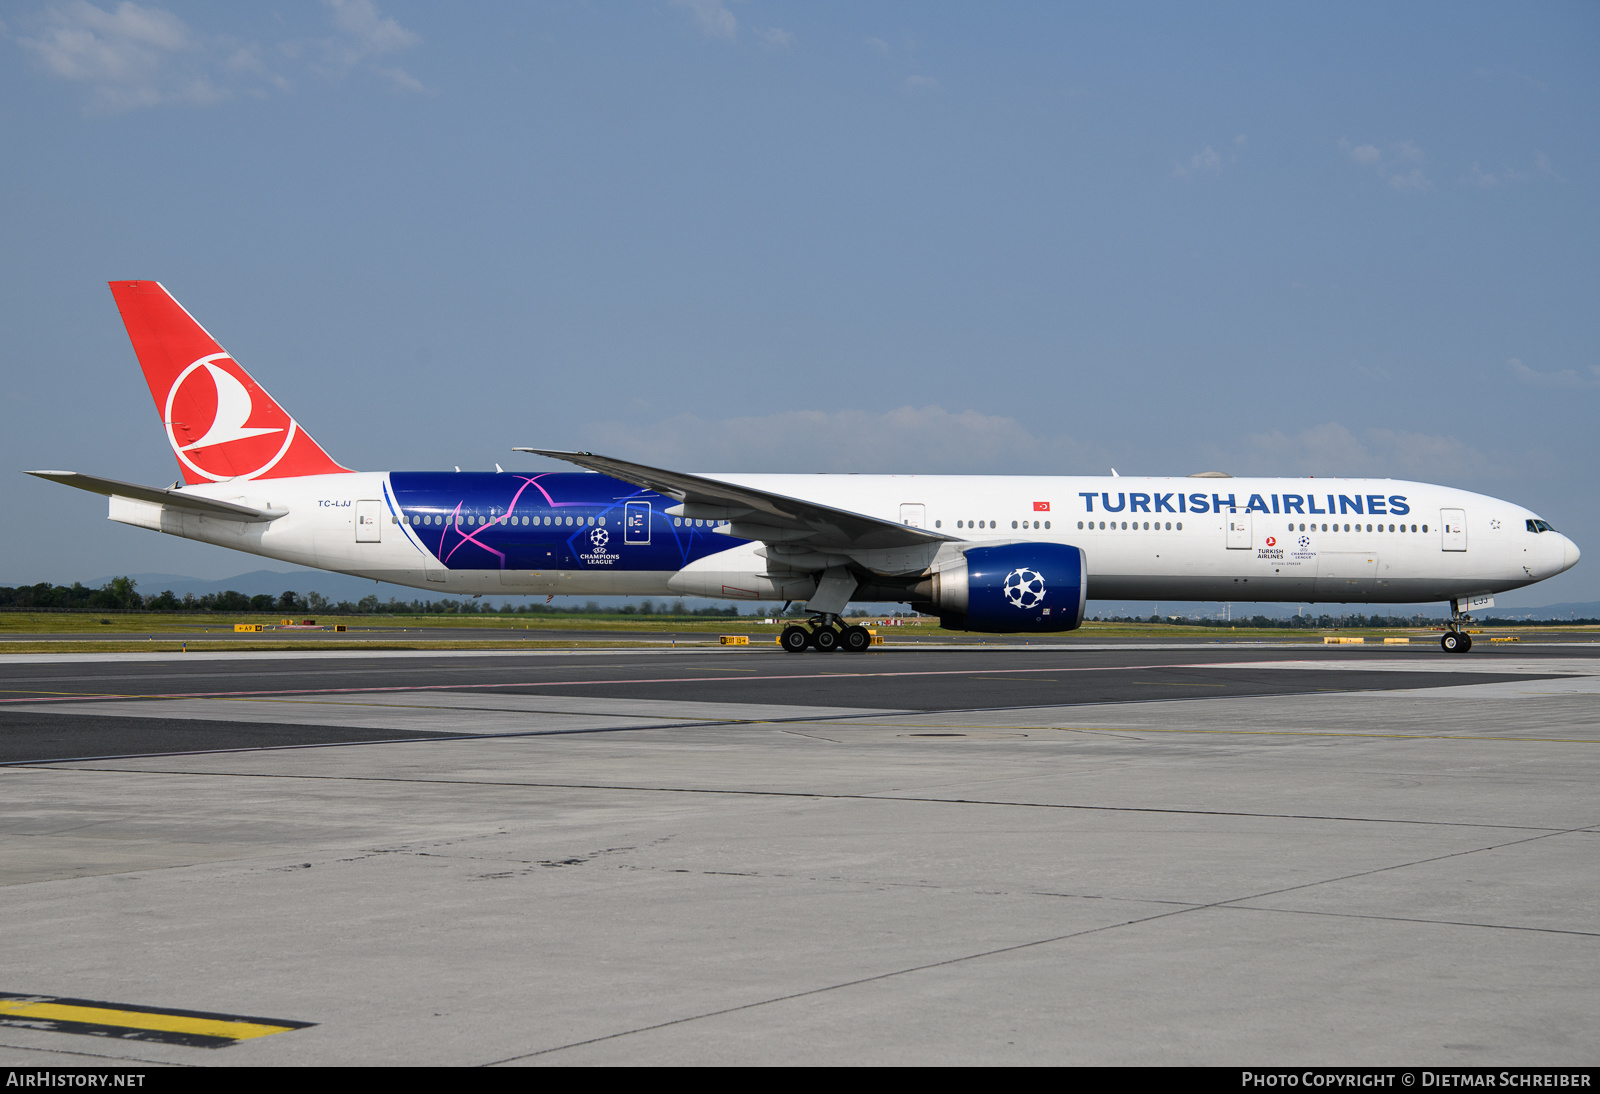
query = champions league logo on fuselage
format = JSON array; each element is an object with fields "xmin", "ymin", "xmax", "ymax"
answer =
[
  {"xmin": 164, "ymin": 353, "xmax": 297, "ymax": 482},
  {"xmin": 580, "ymin": 524, "xmax": 620, "ymax": 566}
]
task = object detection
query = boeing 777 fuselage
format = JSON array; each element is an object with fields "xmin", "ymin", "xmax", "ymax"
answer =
[{"xmin": 29, "ymin": 282, "xmax": 1580, "ymax": 654}]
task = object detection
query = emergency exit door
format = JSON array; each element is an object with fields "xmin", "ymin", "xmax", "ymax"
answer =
[
  {"xmin": 1441, "ymin": 509, "xmax": 1467, "ymax": 552},
  {"xmin": 625, "ymin": 500, "xmax": 652, "ymax": 545},
  {"xmin": 355, "ymin": 500, "xmax": 381, "ymax": 542},
  {"xmin": 1226, "ymin": 514, "xmax": 1252, "ymax": 549}
]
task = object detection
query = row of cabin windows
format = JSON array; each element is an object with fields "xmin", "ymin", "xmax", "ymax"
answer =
[
  {"xmin": 407, "ymin": 513, "xmax": 602, "ymax": 527},
  {"xmin": 936, "ymin": 520, "xmax": 1053, "ymax": 530},
  {"xmin": 1291, "ymin": 523, "xmax": 1425, "ymax": 533},
  {"xmin": 1080, "ymin": 521, "xmax": 1183, "ymax": 531}
]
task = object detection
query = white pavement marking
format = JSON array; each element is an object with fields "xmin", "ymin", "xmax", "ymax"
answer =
[{"xmin": 1205, "ymin": 657, "xmax": 1600, "ymax": 676}]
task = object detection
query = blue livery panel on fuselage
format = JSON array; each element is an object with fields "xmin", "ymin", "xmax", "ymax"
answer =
[{"xmin": 386, "ymin": 471, "xmax": 746, "ymax": 573}]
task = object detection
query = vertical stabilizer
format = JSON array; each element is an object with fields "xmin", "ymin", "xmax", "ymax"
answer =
[{"xmin": 109, "ymin": 280, "xmax": 352, "ymax": 484}]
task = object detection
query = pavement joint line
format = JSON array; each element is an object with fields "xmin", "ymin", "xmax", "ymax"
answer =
[
  {"xmin": 485, "ymin": 819, "xmax": 1599, "ymax": 1064},
  {"xmin": 13, "ymin": 766, "xmax": 1574, "ymax": 833},
  {"xmin": 1203, "ymin": 822, "xmax": 1595, "ymax": 912},
  {"xmin": 1217, "ymin": 903, "xmax": 1600, "ymax": 938}
]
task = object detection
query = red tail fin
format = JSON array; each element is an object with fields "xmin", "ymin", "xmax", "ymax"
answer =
[{"xmin": 109, "ymin": 281, "xmax": 352, "ymax": 484}]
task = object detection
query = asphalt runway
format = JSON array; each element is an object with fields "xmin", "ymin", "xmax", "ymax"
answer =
[{"xmin": 1, "ymin": 642, "xmax": 1596, "ymax": 1065}]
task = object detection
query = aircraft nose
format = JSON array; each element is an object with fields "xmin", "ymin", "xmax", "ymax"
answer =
[{"xmin": 1563, "ymin": 535, "xmax": 1581, "ymax": 573}]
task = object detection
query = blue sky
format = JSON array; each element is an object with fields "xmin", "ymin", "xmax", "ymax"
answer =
[{"xmin": 2, "ymin": 1, "xmax": 1596, "ymax": 605}]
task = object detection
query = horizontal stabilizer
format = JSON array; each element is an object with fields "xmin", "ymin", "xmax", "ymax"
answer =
[
  {"xmin": 514, "ymin": 449, "xmax": 953, "ymax": 552},
  {"xmin": 26, "ymin": 471, "xmax": 287, "ymax": 523}
]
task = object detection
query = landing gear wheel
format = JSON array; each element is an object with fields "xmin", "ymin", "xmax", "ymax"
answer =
[
  {"xmin": 1459, "ymin": 632, "xmax": 1473, "ymax": 652},
  {"xmin": 780, "ymin": 626, "xmax": 810, "ymax": 653},
  {"xmin": 1441, "ymin": 632, "xmax": 1471, "ymax": 653},
  {"xmin": 841, "ymin": 625, "xmax": 871, "ymax": 653},
  {"xmin": 812, "ymin": 626, "xmax": 842, "ymax": 653}
]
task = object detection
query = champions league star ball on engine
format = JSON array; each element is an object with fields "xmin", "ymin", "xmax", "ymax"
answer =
[{"xmin": 1002, "ymin": 567, "xmax": 1047, "ymax": 610}]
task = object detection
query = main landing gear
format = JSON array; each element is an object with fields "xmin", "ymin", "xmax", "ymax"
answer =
[{"xmin": 780, "ymin": 615, "xmax": 873, "ymax": 654}]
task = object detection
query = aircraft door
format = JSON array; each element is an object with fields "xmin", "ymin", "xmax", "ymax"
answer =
[
  {"xmin": 1441, "ymin": 509, "xmax": 1467, "ymax": 552},
  {"xmin": 625, "ymin": 500, "xmax": 651, "ymax": 545},
  {"xmin": 355, "ymin": 499, "xmax": 381, "ymax": 543},
  {"xmin": 900, "ymin": 503, "xmax": 926, "ymax": 528},
  {"xmin": 1226, "ymin": 513, "xmax": 1252, "ymax": 549},
  {"xmin": 1314, "ymin": 552, "xmax": 1379, "ymax": 600}
]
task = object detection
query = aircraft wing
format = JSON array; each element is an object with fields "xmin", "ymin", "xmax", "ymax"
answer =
[
  {"xmin": 27, "ymin": 471, "xmax": 287, "ymax": 523},
  {"xmin": 513, "ymin": 449, "xmax": 953, "ymax": 552}
]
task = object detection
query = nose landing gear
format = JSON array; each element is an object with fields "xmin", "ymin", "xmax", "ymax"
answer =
[{"xmin": 1441, "ymin": 599, "xmax": 1475, "ymax": 653}]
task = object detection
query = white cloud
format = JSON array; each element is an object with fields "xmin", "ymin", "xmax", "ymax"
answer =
[
  {"xmin": 1339, "ymin": 138, "xmax": 1432, "ymax": 192},
  {"xmin": 17, "ymin": 0, "xmax": 424, "ymax": 111},
  {"xmin": 325, "ymin": 0, "xmax": 416, "ymax": 57},
  {"xmin": 1386, "ymin": 167, "xmax": 1430, "ymax": 192},
  {"xmin": 1210, "ymin": 422, "xmax": 1496, "ymax": 481},
  {"xmin": 672, "ymin": 0, "xmax": 737, "ymax": 40},
  {"xmin": 1175, "ymin": 145, "xmax": 1222, "ymax": 178},
  {"xmin": 19, "ymin": 1, "xmax": 224, "ymax": 112},
  {"xmin": 903, "ymin": 74, "xmax": 937, "ymax": 91},
  {"xmin": 1506, "ymin": 358, "xmax": 1600, "ymax": 389},
  {"xmin": 1175, "ymin": 136, "xmax": 1249, "ymax": 180},
  {"xmin": 578, "ymin": 406, "xmax": 1103, "ymax": 475},
  {"xmin": 1466, "ymin": 153, "xmax": 1563, "ymax": 189},
  {"xmin": 317, "ymin": 0, "xmax": 423, "ymax": 89},
  {"xmin": 863, "ymin": 37, "xmax": 890, "ymax": 55},
  {"xmin": 756, "ymin": 27, "xmax": 793, "ymax": 49}
]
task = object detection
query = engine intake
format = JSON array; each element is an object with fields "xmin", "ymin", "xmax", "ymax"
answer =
[{"xmin": 921, "ymin": 543, "xmax": 1086, "ymax": 633}]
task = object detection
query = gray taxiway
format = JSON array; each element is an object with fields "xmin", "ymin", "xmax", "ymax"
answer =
[{"xmin": 0, "ymin": 642, "xmax": 1595, "ymax": 1065}]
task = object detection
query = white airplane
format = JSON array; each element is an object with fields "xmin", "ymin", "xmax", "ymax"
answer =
[{"xmin": 30, "ymin": 282, "xmax": 1580, "ymax": 654}]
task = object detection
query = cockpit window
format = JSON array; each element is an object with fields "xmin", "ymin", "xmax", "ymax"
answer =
[{"xmin": 1527, "ymin": 519, "xmax": 1557, "ymax": 533}]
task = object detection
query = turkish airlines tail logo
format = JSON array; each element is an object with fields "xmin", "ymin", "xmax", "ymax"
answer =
[{"xmin": 109, "ymin": 281, "xmax": 352, "ymax": 484}]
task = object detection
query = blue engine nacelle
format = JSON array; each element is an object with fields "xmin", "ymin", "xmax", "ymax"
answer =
[{"xmin": 930, "ymin": 543, "xmax": 1087, "ymax": 633}]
